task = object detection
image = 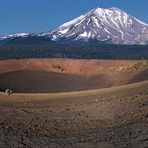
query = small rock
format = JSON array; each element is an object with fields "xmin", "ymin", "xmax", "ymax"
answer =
[{"xmin": 145, "ymin": 115, "xmax": 148, "ymax": 122}]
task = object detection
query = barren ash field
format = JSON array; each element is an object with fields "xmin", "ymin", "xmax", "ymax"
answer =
[{"xmin": 0, "ymin": 58, "xmax": 148, "ymax": 148}]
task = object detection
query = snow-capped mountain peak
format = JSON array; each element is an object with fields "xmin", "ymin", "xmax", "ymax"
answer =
[
  {"xmin": 0, "ymin": 33, "xmax": 28, "ymax": 40},
  {"xmin": 0, "ymin": 7, "xmax": 148, "ymax": 45},
  {"xmin": 50, "ymin": 7, "xmax": 148, "ymax": 44}
]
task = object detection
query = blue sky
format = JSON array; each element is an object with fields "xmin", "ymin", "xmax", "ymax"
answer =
[{"xmin": 0, "ymin": 0, "xmax": 148, "ymax": 35}]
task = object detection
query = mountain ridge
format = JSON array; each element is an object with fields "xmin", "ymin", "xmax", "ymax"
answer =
[
  {"xmin": 50, "ymin": 7, "xmax": 148, "ymax": 44},
  {"xmin": 0, "ymin": 7, "xmax": 148, "ymax": 45}
]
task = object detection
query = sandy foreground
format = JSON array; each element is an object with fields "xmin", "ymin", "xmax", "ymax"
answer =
[
  {"xmin": 0, "ymin": 59, "xmax": 147, "ymax": 147},
  {"xmin": 0, "ymin": 80, "xmax": 147, "ymax": 147}
]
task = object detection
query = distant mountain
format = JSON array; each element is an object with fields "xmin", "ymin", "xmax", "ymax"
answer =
[
  {"xmin": 0, "ymin": 7, "xmax": 148, "ymax": 45},
  {"xmin": 0, "ymin": 33, "xmax": 28, "ymax": 40},
  {"xmin": 0, "ymin": 33, "xmax": 55, "ymax": 45},
  {"xmin": 0, "ymin": 33, "xmax": 28, "ymax": 45},
  {"xmin": 50, "ymin": 7, "xmax": 148, "ymax": 45}
]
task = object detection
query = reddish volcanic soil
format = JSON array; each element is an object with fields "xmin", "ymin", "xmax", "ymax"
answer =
[
  {"xmin": 0, "ymin": 80, "xmax": 148, "ymax": 147},
  {"xmin": 0, "ymin": 59, "xmax": 148, "ymax": 147},
  {"xmin": 0, "ymin": 59, "xmax": 148, "ymax": 93},
  {"xmin": 0, "ymin": 58, "xmax": 143, "ymax": 74}
]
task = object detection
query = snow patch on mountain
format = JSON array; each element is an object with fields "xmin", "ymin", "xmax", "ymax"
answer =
[
  {"xmin": 0, "ymin": 33, "xmax": 28, "ymax": 40},
  {"xmin": 79, "ymin": 31, "xmax": 88, "ymax": 37}
]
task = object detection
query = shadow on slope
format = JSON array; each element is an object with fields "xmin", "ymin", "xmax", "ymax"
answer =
[
  {"xmin": 129, "ymin": 68, "xmax": 148, "ymax": 83},
  {"xmin": 0, "ymin": 70, "xmax": 112, "ymax": 93}
]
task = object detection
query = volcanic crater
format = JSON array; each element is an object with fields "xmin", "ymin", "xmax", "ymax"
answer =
[{"xmin": 0, "ymin": 59, "xmax": 148, "ymax": 93}]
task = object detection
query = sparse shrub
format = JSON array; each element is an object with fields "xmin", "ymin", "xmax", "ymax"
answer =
[
  {"xmin": 52, "ymin": 64, "xmax": 65, "ymax": 72},
  {"xmin": 52, "ymin": 64, "xmax": 61, "ymax": 69},
  {"xmin": 110, "ymin": 61, "xmax": 148, "ymax": 73}
]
